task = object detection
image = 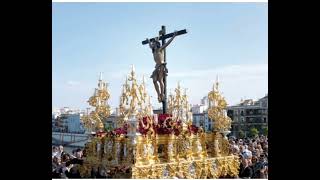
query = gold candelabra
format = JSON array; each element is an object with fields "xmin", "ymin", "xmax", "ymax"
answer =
[
  {"xmin": 168, "ymin": 82, "xmax": 192, "ymax": 127},
  {"xmin": 208, "ymin": 77, "xmax": 232, "ymax": 132},
  {"xmin": 81, "ymin": 73, "xmax": 111, "ymax": 132},
  {"xmin": 118, "ymin": 65, "xmax": 153, "ymax": 128}
]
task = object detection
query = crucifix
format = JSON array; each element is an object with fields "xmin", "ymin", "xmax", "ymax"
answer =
[{"xmin": 142, "ymin": 26, "xmax": 187, "ymax": 114}]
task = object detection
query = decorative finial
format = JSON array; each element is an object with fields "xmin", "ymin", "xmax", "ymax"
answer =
[
  {"xmin": 131, "ymin": 64, "xmax": 135, "ymax": 73},
  {"xmin": 99, "ymin": 72, "xmax": 103, "ymax": 81},
  {"xmin": 128, "ymin": 65, "xmax": 136, "ymax": 81},
  {"xmin": 148, "ymin": 96, "xmax": 152, "ymax": 110},
  {"xmin": 215, "ymin": 75, "xmax": 219, "ymax": 91},
  {"xmin": 142, "ymin": 75, "xmax": 145, "ymax": 85}
]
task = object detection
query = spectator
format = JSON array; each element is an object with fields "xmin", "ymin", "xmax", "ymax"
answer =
[
  {"xmin": 253, "ymin": 154, "xmax": 268, "ymax": 178},
  {"xmin": 57, "ymin": 145, "xmax": 66, "ymax": 159},
  {"xmin": 52, "ymin": 146, "xmax": 59, "ymax": 158},
  {"xmin": 239, "ymin": 157, "xmax": 253, "ymax": 178},
  {"xmin": 52, "ymin": 156, "xmax": 63, "ymax": 178}
]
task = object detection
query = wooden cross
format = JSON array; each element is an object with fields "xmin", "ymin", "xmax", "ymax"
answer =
[{"xmin": 142, "ymin": 26, "xmax": 187, "ymax": 114}]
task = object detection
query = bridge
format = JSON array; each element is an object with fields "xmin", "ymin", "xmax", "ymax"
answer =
[{"xmin": 52, "ymin": 132, "xmax": 89, "ymax": 147}]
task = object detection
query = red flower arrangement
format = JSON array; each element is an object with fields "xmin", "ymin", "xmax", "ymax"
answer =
[
  {"xmin": 113, "ymin": 123, "xmax": 128, "ymax": 136},
  {"xmin": 104, "ymin": 131, "xmax": 115, "ymax": 137},
  {"xmin": 138, "ymin": 116, "xmax": 152, "ymax": 135},
  {"xmin": 138, "ymin": 114, "xmax": 182, "ymax": 136},
  {"xmin": 188, "ymin": 124, "xmax": 199, "ymax": 134}
]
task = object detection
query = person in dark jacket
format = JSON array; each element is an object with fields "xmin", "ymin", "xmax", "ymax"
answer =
[{"xmin": 239, "ymin": 157, "xmax": 253, "ymax": 178}]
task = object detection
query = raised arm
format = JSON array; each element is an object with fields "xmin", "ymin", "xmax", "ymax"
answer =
[{"xmin": 160, "ymin": 31, "xmax": 178, "ymax": 51}]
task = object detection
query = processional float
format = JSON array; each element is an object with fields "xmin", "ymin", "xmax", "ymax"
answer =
[{"xmin": 79, "ymin": 26, "xmax": 239, "ymax": 178}]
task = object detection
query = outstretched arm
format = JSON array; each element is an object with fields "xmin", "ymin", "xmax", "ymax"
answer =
[
  {"xmin": 146, "ymin": 38, "xmax": 152, "ymax": 49},
  {"xmin": 160, "ymin": 31, "xmax": 178, "ymax": 51}
]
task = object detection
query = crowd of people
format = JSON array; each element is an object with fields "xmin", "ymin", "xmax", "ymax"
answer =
[
  {"xmin": 229, "ymin": 135, "xmax": 268, "ymax": 179},
  {"xmin": 52, "ymin": 145, "xmax": 131, "ymax": 178},
  {"xmin": 52, "ymin": 145, "xmax": 84, "ymax": 178}
]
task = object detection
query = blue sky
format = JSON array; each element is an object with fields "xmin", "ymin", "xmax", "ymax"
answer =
[{"xmin": 52, "ymin": 2, "xmax": 268, "ymax": 110}]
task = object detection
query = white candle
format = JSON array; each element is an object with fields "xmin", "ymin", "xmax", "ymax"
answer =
[
  {"xmin": 189, "ymin": 112, "xmax": 193, "ymax": 122},
  {"xmin": 97, "ymin": 143, "xmax": 101, "ymax": 152},
  {"xmin": 148, "ymin": 143, "xmax": 154, "ymax": 156},
  {"xmin": 97, "ymin": 97, "xmax": 101, "ymax": 106},
  {"xmin": 124, "ymin": 144, "xmax": 127, "ymax": 157},
  {"xmin": 104, "ymin": 141, "xmax": 107, "ymax": 153},
  {"xmin": 154, "ymin": 114, "xmax": 158, "ymax": 125}
]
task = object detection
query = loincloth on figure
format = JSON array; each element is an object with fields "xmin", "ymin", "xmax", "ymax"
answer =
[{"xmin": 150, "ymin": 63, "xmax": 168, "ymax": 80}]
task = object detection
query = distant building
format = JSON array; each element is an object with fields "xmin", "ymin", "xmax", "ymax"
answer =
[
  {"xmin": 52, "ymin": 112, "xmax": 85, "ymax": 134},
  {"xmin": 191, "ymin": 104, "xmax": 208, "ymax": 114},
  {"xmin": 192, "ymin": 112, "xmax": 213, "ymax": 132},
  {"xmin": 227, "ymin": 94, "xmax": 268, "ymax": 137},
  {"xmin": 201, "ymin": 96, "xmax": 210, "ymax": 107},
  {"xmin": 59, "ymin": 107, "xmax": 70, "ymax": 114},
  {"xmin": 190, "ymin": 96, "xmax": 213, "ymax": 132}
]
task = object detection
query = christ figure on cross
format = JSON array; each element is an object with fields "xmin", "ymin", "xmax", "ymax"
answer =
[{"xmin": 146, "ymin": 31, "xmax": 178, "ymax": 102}]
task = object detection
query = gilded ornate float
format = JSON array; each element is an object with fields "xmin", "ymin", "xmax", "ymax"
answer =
[{"xmin": 79, "ymin": 68, "xmax": 239, "ymax": 178}]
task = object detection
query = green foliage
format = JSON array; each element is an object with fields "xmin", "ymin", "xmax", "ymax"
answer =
[
  {"xmin": 262, "ymin": 127, "xmax": 268, "ymax": 136},
  {"xmin": 238, "ymin": 130, "xmax": 245, "ymax": 138},
  {"xmin": 249, "ymin": 128, "xmax": 259, "ymax": 138}
]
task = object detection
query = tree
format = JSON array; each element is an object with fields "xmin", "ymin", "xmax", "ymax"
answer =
[
  {"xmin": 238, "ymin": 130, "xmax": 245, "ymax": 139},
  {"xmin": 262, "ymin": 127, "xmax": 268, "ymax": 136},
  {"xmin": 249, "ymin": 128, "xmax": 259, "ymax": 138}
]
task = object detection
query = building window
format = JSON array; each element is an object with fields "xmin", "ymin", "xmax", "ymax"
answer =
[{"xmin": 264, "ymin": 118, "xmax": 267, "ymax": 123}]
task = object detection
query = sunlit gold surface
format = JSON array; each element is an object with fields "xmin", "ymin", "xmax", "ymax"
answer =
[
  {"xmin": 118, "ymin": 65, "xmax": 153, "ymax": 128},
  {"xmin": 81, "ymin": 74, "xmax": 111, "ymax": 132},
  {"xmin": 79, "ymin": 71, "xmax": 239, "ymax": 178},
  {"xmin": 208, "ymin": 78, "xmax": 232, "ymax": 132}
]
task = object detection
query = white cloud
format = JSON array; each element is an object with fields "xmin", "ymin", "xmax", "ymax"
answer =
[
  {"xmin": 67, "ymin": 81, "xmax": 80, "ymax": 86},
  {"xmin": 170, "ymin": 63, "xmax": 267, "ymax": 79},
  {"xmin": 106, "ymin": 63, "xmax": 267, "ymax": 107},
  {"xmin": 162, "ymin": 63, "xmax": 268, "ymax": 106},
  {"xmin": 56, "ymin": 63, "xmax": 267, "ymax": 109}
]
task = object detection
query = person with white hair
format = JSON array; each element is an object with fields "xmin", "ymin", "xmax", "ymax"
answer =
[
  {"xmin": 57, "ymin": 145, "xmax": 66, "ymax": 159},
  {"xmin": 243, "ymin": 145, "xmax": 252, "ymax": 158},
  {"xmin": 239, "ymin": 156, "xmax": 253, "ymax": 178},
  {"xmin": 230, "ymin": 140, "xmax": 240, "ymax": 155},
  {"xmin": 52, "ymin": 146, "xmax": 59, "ymax": 158}
]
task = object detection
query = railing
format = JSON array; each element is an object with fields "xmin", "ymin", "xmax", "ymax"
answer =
[{"xmin": 52, "ymin": 132, "xmax": 89, "ymax": 146}]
